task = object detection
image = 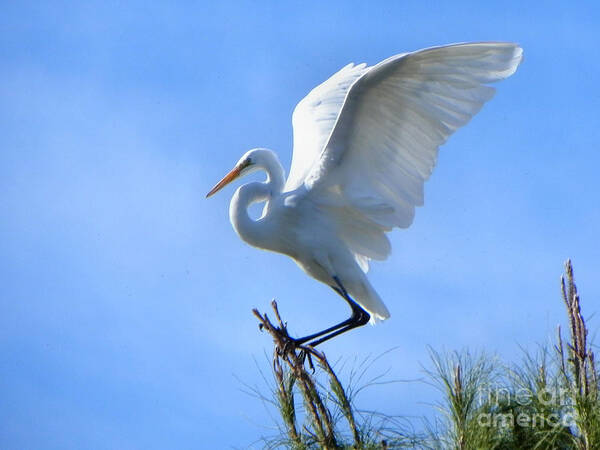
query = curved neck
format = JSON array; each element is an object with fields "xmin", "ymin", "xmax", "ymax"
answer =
[
  {"xmin": 229, "ymin": 152, "xmax": 285, "ymax": 250},
  {"xmin": 259, "ymin": 151, "xmax": 285, "ymax": 195}
]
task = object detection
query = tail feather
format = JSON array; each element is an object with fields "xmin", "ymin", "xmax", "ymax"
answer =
[{"xmin": 347, "ymin": 278, "xmax": 390, "ymax": 324}]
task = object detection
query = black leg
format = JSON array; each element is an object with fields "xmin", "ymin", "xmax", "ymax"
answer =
[
  {"xmin": 305, "ymin": 311, "xmax": 369, "ymax": 346},
  {"xmin": 293, "ymin": 276, "xmax": 370, "ymax": 347}
]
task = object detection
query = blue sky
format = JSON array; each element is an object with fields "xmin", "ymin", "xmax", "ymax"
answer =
[{"xmin": 1, "ymin": 1, "xmax": 599, "ymax": 448}]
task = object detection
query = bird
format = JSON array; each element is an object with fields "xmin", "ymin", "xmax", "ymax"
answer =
[{"xmin": 207, "ymin": 42, "xmax": 523, "ymax": 346}]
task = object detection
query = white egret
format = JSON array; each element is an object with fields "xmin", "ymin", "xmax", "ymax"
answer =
[{"xmin": 207, "ymin": 42, "xmax": 523, "ymax": 346}]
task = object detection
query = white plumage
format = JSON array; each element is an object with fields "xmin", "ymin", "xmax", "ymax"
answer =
[{"xmin": 207, "ymin": 42, "xmax": 523, "ymax": 345}]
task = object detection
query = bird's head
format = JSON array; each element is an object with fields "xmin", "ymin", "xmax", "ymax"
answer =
[{"xmin": 206, "ymin": 148, "xmax": 269, "ymax": 198}]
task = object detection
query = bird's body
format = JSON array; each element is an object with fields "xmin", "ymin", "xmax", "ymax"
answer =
[
  {"xmin": 226, "ymin": 150, "xmax": 391, "ymax": 322},
  {"xmin": 208, "ymin": 42, "xmax": 523, "ymax": 344}
]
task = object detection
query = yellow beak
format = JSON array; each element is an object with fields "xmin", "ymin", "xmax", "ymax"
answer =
[{"xmin": 206, "ymin": 165, "xmax": 242, "ymax": 198}]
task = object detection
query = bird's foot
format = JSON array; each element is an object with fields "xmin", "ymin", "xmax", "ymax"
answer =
[
  {"xmin": 277, "ymin": 339, "xmax": 316, "ymax": 371},
  {"xmin": 277, "ymin": 334, "xmax": 303, "ymax": 356},
  {"xmin": 253, "ymin": 303, "xmax": 321, "ymax": 371}
]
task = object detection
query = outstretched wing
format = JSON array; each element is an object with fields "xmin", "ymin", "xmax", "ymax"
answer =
[
  {"xmin": 285, "ymin": 62, "xmax": 369, "ymax": 191},
  {"xmin": 297, "ymin": 42, "xmax": 523, "ymax": 270}
]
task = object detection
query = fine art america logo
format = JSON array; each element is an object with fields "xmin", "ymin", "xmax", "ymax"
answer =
[{"xmin": 477, "ymin": 387, "xmax": 576, "ymax": 428}]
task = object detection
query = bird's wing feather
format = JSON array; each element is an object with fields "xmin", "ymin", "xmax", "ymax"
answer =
[
  {"xmin": 301, "ymin": 42, "xmax": 523, "ymax": 270},
  {"xmin": 285, "ymin": 62, "xmax": 369, "ymax": 191}
]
